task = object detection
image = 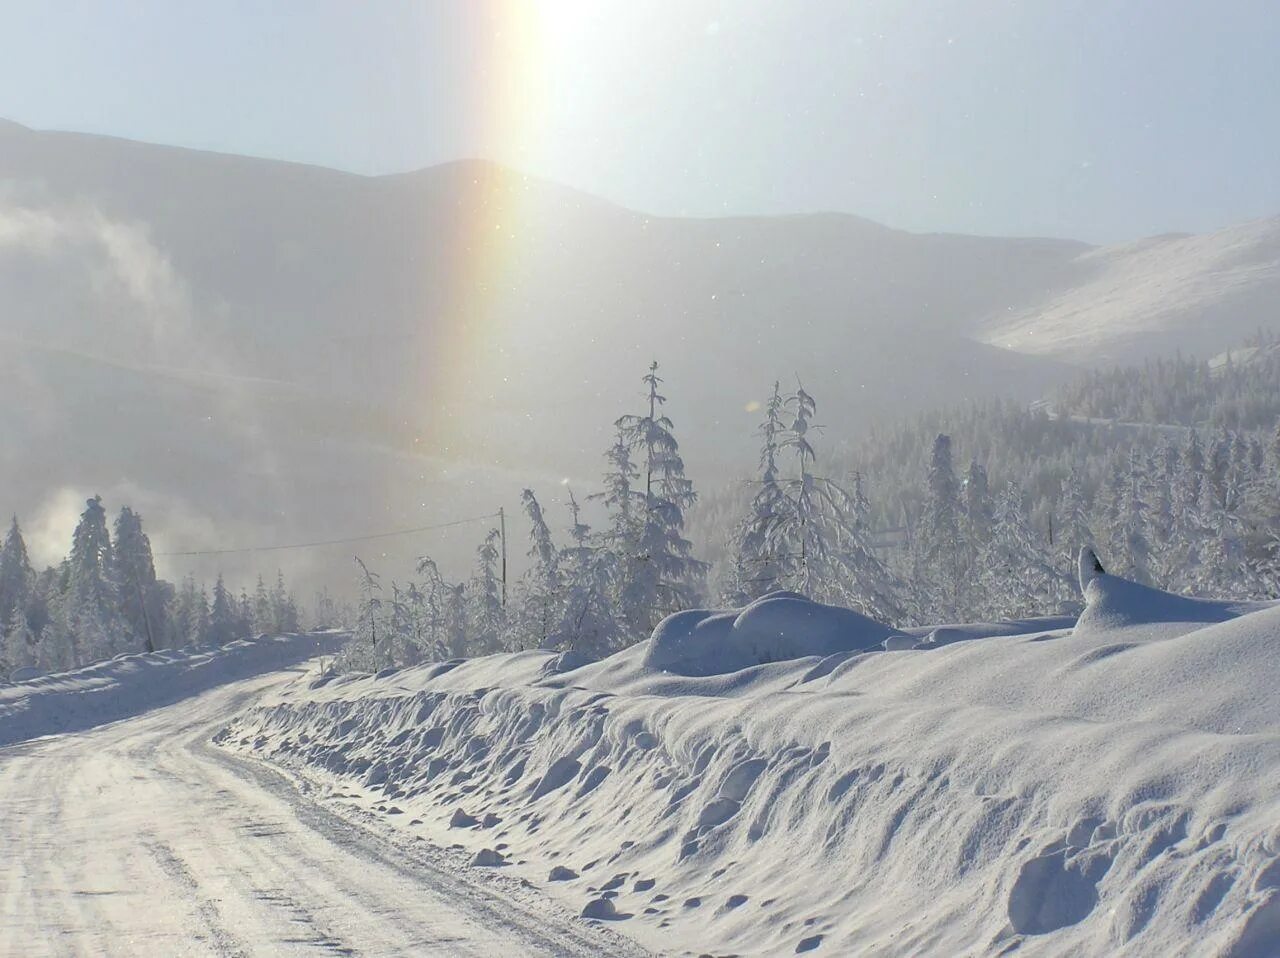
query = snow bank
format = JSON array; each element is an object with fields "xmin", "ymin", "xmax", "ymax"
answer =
[
  {"xmin": 219, "ymin": 586, "xmax": 1280, "ymax": 957},
  {"xmin": 643, "ymin": 591, "xmax": 899, "ymax": 675},
  {"xmin": 0, "ymin": 632, "xmax": 345, "ymax": 748}
]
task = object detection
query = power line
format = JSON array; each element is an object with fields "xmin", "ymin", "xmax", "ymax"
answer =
[{"xmin": 156, "ymin": 512, "xmax": 502, "ymax": 558}]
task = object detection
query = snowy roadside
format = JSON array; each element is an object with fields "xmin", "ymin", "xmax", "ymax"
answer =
[
  {"xmin": 0, "ymin": 631, "xmax": 346, "ymax": 748},
  {"xmin": 217, "ymin": 579, "xmax": 1280, "ymax": 957}
]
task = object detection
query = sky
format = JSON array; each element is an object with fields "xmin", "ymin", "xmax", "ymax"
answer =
[{"xmin": 1, "ymin": 0, "xmax": 1278, "ymax": 242}]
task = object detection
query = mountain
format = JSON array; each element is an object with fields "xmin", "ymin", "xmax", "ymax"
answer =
[
  {"xmin": 1, "ymin": 119, "xmax": 1276, "ymax": 589},
  {"xmin": 977, "ymin": 217, "xmax": 1280, "ymax": 363}
]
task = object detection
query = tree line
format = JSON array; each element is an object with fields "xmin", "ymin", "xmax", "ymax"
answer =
[
  {"xmin": 0, "ymin": 495, "xmax": 303, "ymax": 678},
  {"xmin": 341, "ymin": 343, "xmax": 1280, "ymax": 671}
]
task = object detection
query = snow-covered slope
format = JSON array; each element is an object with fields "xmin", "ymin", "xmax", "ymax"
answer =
[
  {"xmin": 0, "ymin": 632, "xmax": 345, "ymax": 748},
  {"xmin": 978, "ymin": 216, "xmax": 1280, "ymax": 364},
  {"xmin": 218, "ymin": 578, "xmax": 1280, "ymax": 957}
]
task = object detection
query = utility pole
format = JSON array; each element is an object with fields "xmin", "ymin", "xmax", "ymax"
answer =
[
  {"xmin": 498, "ymin": 506, "xmax": 507, "ymax": 608},
  {"xmin": 646, "ymin": 360, "xmax": 658, "ymax": 502}
]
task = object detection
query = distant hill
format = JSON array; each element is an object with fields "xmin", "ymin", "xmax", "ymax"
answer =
[
  {"xmin": 1, "ymin": 119, "xmax": 1276, "ymax": 589},
  {"xmin": 977, "ymin": 218, "xmax": 1280, "ymax": 362}
]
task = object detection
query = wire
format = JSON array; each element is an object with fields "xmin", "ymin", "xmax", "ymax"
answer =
[{"xmin": 156, "ymin": 512, "xmax": 502, "ymax": 558}]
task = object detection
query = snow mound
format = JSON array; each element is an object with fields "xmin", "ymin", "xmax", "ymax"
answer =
[
  {"xmin": 0, "ymin": 632, "xmax": 344, "ymax": 748},
  {"xmin": 217, "ymin": 575, "xmax": 1280, "ymax": 957},
  {"xmin": 1076, "ymin": 547, "xmax": 1275, "ymax": 633},
  {"xmin": 642, "ymin": 591, "xmax": 898, "ymax": 675}
]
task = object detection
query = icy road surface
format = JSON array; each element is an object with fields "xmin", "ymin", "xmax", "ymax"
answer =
[{"xmin": 0, "ymin": 667, "xmax": 645, "ymax": 958}]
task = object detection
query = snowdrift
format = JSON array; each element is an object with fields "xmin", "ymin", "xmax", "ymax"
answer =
[
  {"xmin": 0, "ymin": 632, "xmax": 345, "ymax": 748},
  {"xmin": 643, "ymin": 591, "xmax": 899, "ymax": 675},
  {"xmin": 219, "ymin": 583, "xmax": 1280, "ymax": 957}
]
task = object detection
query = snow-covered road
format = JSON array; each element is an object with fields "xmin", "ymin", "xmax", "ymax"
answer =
[{"xmin": 0, "ymin": 665, "xmax": 645, "ymax": 958}]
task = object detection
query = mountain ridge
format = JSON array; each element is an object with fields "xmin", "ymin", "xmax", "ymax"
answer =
[{"xmin": 3, "ymin": 120, "xmax": 1278, "ymax": 589}]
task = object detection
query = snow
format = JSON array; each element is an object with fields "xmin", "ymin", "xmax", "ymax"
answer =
[
  {"xmin": 217, "ymin": 569, "xmax": 1280, "ymax": 957},
  {"xmin": 0, "ymin": 652, "xmax": 639, "ymax": 957},
  {"xmin": 0, "ymin": 632, "xmax": 345, "ymax": 748},
  {"xmin": 643, "ymin": 591, "xmax": 898, "ymax": 675},
  {"xmin": 978, "ymin": 216, "xmax": 1280, "ymax": 364}
]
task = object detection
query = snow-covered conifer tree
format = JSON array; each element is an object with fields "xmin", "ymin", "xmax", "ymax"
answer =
[
  {"xmin": 509, "ymin": 488, "xmax": 561, "ymax": 649},
  {"xmin": 112, "ymin": 507, "xmax": 163, "ymax": 651},
  {"xmin": 208, "ymin": 574, "xmax": 241, "ymax": 645},
  {"xmin": 976, "ymin": 481, "xmax": 1074, "ymax": 618},
  {"xmin": 2, "ymin": 605, "xmax": 35, "ymax": 675},
  {"xmin": 1207, "ymin": 428, "xmax": 1233, "ymax": 513},
  {"xmin": 912, "ymin": 435, "xmax": 965, "ymax": 621},
  {"xmin": 962, "ymin": 460, "xmax": 993, "ymax": 544},
  {"xmin": 552, "ymin": 488, "xmax": 621, "ymax": 655},
  {"xmin": 252, "ymin": 576, "xmax": 272, "ymax": 634},
  {"xmin": 0, "ymin": 517, "xmax": 34, "ymax": 633},
  {"xmin": 725, "ymin": 382, "xmax": 792, "ymax": 604},
  {"xmin": 1111, "ymin": 447, "xmax": 1155, "ymax": 584},
  {"xmin": 466, "ymin": 529, "xmax": 507, "ymax": 654},
  {"xmin": 338, "ymin": 557, "xmax": 385, "ymax": 670},
  {"xmin": 270, "ymin": 571, "xmax": 299, "ymax": 633},
  {"xmin": 409, "ymin": 555, "xmax": 462, "ymax": 660},
  {"xmin": 609, "ymin": 362, "xmax": 706, "ymax": 637},
  {"xmin": 63, "ymin": 496, "xmax": 126, "ymax": 663},
  {"xmin": 1056, "ymin": 465, "xmax": 1094, "ymax": 559},
  {"xmin": 172, "ymin": 575, "xmax": 210, "ymax": 647},
  {"xmin": 732, "ymin": 383, "xmax": 902, "ymax": 620}
]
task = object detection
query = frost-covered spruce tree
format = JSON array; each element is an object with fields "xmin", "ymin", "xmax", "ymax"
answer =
[
  {"xmin": 27, "ymin": 566, "xmax": 59, "ymax": 666},
  {"xmin": 172, "ymin": 575, "xmax": 210, "ymax": 648},
  {"xmin": 1149, "ymin": 441, "xmax": 1179, "ymax": 546},
  {"xmin": 1239, "ymin": 426, "xmax": 1280, "ymax": 574},
  {"xmin": 252, "ymin": 575, "xmax": 272, "ymax": 634},
  {"xmin": 724, "ymin": 382, "xmax": 792, "ymax": 604},
  {"xmin": 112, "ymin": 507, "xmax": 163, "ymax": 651},
  {"xmin": 1056, "ymin": 465, "xmax": 1094, "ymax": 561},
  {"xmin": 552, "ymin": 488, "xmax": 621, "ymax": 656},
  {"xmin": 2, "ymin": 605, "xmax": 36, "ymax": 674},
  {"xmin": 1176, "ymin": 431, "xmax": 1205, "ymax": 521},
  {"xmin": 412, "ymin": 555, "xmax": 465, "ymax": 660},
  {"xmin": 237, "ymin": 588, "xmax": 256, "ymax": 635},
  {"xmin": 733, "ymin": 384, "xmax": 902, "ymax": 620},
  {"xmin": 208, "ymin": 574, "xmax": 242, "ymax": 645},
  {"xmin": 962, "ymin": 460, "xmax": 993, "ymax": 545},
  {"xmin": 443, "ymin": 579, "xmax": 469, "ymax": 659},
  {"xmin": 338, "ymin": 557, "xmax": 385, "ymax": 670},
  {"xmin": 774, "ymin": 386, "xmax": 903, "ymax": 620},
  {"xmin": 911, "ymin": 435, "xmax": 966, "ymax": 622},
  {"xmin": 466, "ymin": 528, "xmax": 507, "ymax": 654},
  {"xmin": 976, "ymin": 481, "xmax": 1074, "ymax": 619},
  {"xmin": 510, "ymin": 488, "xmax": 561, "ymax": 649},
  {"xmin": 1207, "ymin": 428, "xmax": 1233, "ymax": 513},
  {"xmin": 1110, "ymin": 447, "xmax": 1155, "ymax": 585},
  {"xmin": 61, "ymin": 495, "xmax": 127, "ymax": 664},
  {"xmin": 593, "ymin": 424, "xmax": 643, "ymax": 622},
  {"xmin": 0, "ymin": 517, "xmax": 34, "ymax": 633},
  {"xmin": 270, "ymin": 570, "xmax": 300, "ymax": 633},
  {"xmin": 1159, "ymin": 432, "xmax": 1209, "ymax": 589},
  {"xmin": 385, "ymin": 581, "xmax": 428, "ymax": 665},
  {"xmin": 1149, "ymin": 441, "xmax": 1189, "ymax": 588},
  {"xmin": 1093, "ymin": 456, "xmax": 1128, "ymax": 567},
  {"xmin": 611, "ymin": 362, "xmax": 706, "ymax": 637},
  {"xmin": 837, "ymin": 468, "xmax": 906, "ymax": 621}
]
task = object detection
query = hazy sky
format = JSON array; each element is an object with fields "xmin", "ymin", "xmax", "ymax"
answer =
[{"xmin": 2, "ymin": 0, "xmax": 1278, "ymax": 242}]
